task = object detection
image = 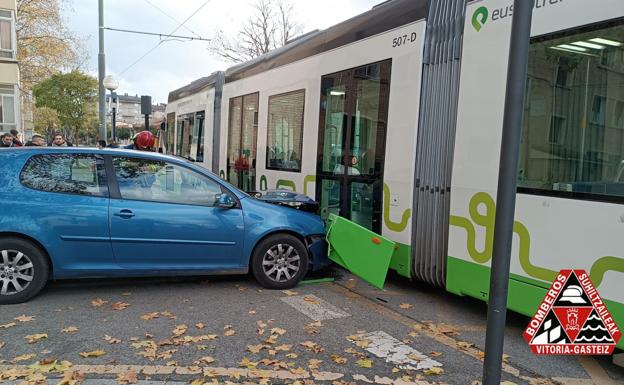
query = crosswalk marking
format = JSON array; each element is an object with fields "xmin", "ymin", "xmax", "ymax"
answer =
[
  {"xmin": 352, "ymin": 331, "xmax": 442, "ymax": 371},
  {"xmin": 281, "ymin": 294, "xmax": 351, "ymax": 321}
]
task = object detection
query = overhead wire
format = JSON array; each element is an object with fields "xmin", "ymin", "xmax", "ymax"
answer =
[
  {"xmin": 141, "ymin": 0, "xmax": 203, "ymax": 38},
  {"xmin": 118, "ymin": 0, "xmax": 212, "ymax": 76}
]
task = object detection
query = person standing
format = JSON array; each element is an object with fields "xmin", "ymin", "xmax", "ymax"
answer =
[{"xmin": 50, "ymin": 133, "xmax": 73, "ymax": 147}]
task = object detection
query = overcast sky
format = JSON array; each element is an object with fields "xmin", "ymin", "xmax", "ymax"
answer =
[{"xmin": 66, "ymin": 0, "xmax": 381, "ymax": 104}]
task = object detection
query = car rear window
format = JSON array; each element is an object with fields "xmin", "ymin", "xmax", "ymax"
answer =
[{"xmin": 20, "ymin": 154, "xmax": 108, "ymax": 197}]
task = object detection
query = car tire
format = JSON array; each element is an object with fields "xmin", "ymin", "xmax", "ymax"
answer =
[
  {"xmin": 0, "ymin": 238, "xmax": 49, "ymax": 305},
  {"xmin": 251, "ymin": 234, "xmax": 309, "ymax": 290}
]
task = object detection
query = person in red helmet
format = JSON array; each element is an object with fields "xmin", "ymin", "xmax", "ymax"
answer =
[{"xmin": 124, "ymin": 130, "xmax": 156, "ymax": 151}]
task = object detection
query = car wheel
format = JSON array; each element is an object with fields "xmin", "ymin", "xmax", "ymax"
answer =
[
  {"xmin": 0, "ymin": 238, "xmax": 49, "ymax": 304},
  {"xmin": 251, "ymin": 234, "xmax": 309, "ymax": 290}
]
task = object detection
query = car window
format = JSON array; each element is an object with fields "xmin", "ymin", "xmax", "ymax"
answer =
[
  {"xmin": 20, "ymin": 154, "xmax": 108, "ymax": 197},
  {"xmin": 113, "ymin": 157, "xmax": 223, "ymax": 206}
]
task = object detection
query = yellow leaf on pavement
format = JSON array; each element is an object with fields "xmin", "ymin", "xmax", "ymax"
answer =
[
  {"xmin": 13, "ymin": 353, "xmax": 36, "ymax": 362},
  {"xmin": 62, "ymin": 326, "xmax": 79, "ymax": 333},
  {"xmin": 300, "ymin": 341, "xmax": 324, "ymax": 353},
  {"xmin": 271, "ymin": 327, "xmax": 286, "ymax": 335},
  {"xmin": 104, "ymin": 335, "xmax": 121, "ymax": 344},
  {"xmin": 15, "ymin": 315, "xmax": 36, "ymax": 322},
  {"xmin": 195, "ymin": 323, "xmax": 205, "ymax": 329},
  {"xmin": 58, "ymin": 370, "xmax": 86, "ymax": 385},
  {"xmin": 247, "ymin": 344, "xmax": 264, "ymax": 354},
  {"xmin": 286, "ymin": 353, "xmax": 298, "ymax": 359},
  {"xmin": 199, "ymin": 356, "xmax": 215, "ymax": 364},
  {"xmin": 282, "ymin": 290, "xmax": 298, "ymax": 296},
  {"xmin": 111, "ymin": 302, "xmax": 130, "ymax": 311},
  {"xmin": 430, "ymin": 351, "xmax": 443, "ymax": 357},
  {"xmin": 91, "ymin": 298, "xmax": 108, "ymax": 307},
  {"xmin": 356, "ymin": 359, "xmax": 373, "ymax": 368},
  {"xmin": 399, "ymin": 303, "xmax": 413, "ymax": 309},
  {"xmin": 140, "ymin": 312, "xmax": 160, "ymax": 320},
  {"xmin": 303, "ymin": 296, "xmax": 318, "ymax": 303},
  {"xmin": 424, "ymin": 367, "xmax": 444, "ymax": 375},
  {"xmin": 190, "ymin": 380, "xmax": 204, "ymax": 385},
  {"xmin": 24, "ymin": 334, "xmax": 48, "ymax": 344},
  {"xmin": 172, "ymin": 324, "xmax": 188, "ymax": 337},
  {"xmin": 79, "ymin": 350, "xmax": 106, "ymax": 358},
  {"xmin": 330, "ymin": 355, "xmax": 347, "ymax": 364},
  {"xmin": 238, "ymin": 358, "xmax": 258, "ymax": 369},
  {"xmin": 0, "ymin": 322, "xmax": 16, "ymax": 329},
  {"xmin": 116, "ymin": 370, "xmax": 138, "ymax": 384}
]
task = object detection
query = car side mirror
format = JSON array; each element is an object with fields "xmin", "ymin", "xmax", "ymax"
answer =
[{"xmin": 216, "ymin": 193, "xmax": 236, "ymax": 209}]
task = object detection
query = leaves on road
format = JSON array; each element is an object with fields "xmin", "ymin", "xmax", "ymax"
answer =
[
  {"xmin": 356, "ymin": 359, "xmax": 373, "ymax": 368},
  {"xmin": 247, "ymin": 344, "xmax": 264, "ymax": 354},
  {"xmin": 116, "ymin": 370, "xmax": 138, "ymax": 384},
  {"xmin": 140, "ymin": 312, "xmax": 160, "ymax": 320},
  {"xmin": 62, "ymin": 326, "xmax": 79, "ymax": 333},
  {"xmin": 111, "ymin": 302, "xmax": 130, "ymax": 311},
  {"xmin": 104, "ymin": 335, "xmax": 122, "ymax": 344},
  {"xmin": 91, "ymin": 298, "xmax": 108, "ymax": 307},
  {"xmin": 300, "ymin": 341, "xmax": 324, "ymax": 353},
  {"xmin": 172, "ymin": 324, "xmax": 188, "ymax": 337},
  {"xmin": 224, "ymin": 325, "xmax": 236, "ymax": 336},
  {"xmin": 305, "ymin": 321, "xmax": 322, "ymax": 335},
  {"xmin": 0, "ymin": 322, "xmax": 16, "ymax": 329},
  {"xmin": 15, "ymin": 315, "xmax": 36, "ymax": 322},
  {"xmin": 399, "ymin": 303, "xmax": 413, "ymax": 309},
  {"xmin": 79, "ymin": 350, "xmax": 106, "ymax": 358},
  {"xmin": 303, "ymin": 296, "xmax": 319, "ymax": 304},
  {"xmin": 353, "ymin": 374, "xmax": 373, "ymax": 383},
  {"xmin": 423, "ymin": 367, "xmax": 444, "ymax": 375},
  {"xmin": 282, "ymin": 290, "xmax": 298, "ymax": 296},
  {"xmin": 58, "ymin": 370, "xmax": 86, "ymax": 385},
  {"xmin": 195, "ymin": 323, "xmax": 205, "ymax": 329},
  {"xmin": 24, "ymin": 334, "xmax": 48, "ymax": 344},
  {"xmin": 198, "ymin": 356, "xmax": 215, "ymax": 364},
  {"xmin": 13, "ymin": 353, "xmax": 36, "ymax": 362},
  {"xmin": 330, "ymin": 354, "xmax": 347, "ymax": 364},
  {"xmin": 346, "ymin": 334, "xmax": 371, "ymax": 348}
]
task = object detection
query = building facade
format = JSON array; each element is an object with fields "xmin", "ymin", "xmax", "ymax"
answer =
[
  {"xmin": 0, "ymin": 0, "xmax": 19, "ymax": 135},
  {"xmin": 106, "ymin": 93, "xmax": 166, "ymax": 130}
]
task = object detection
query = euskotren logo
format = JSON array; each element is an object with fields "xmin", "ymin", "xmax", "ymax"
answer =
[{"xmin": 472, "ymin": 6, "xmax": 488, "ymax": 32}]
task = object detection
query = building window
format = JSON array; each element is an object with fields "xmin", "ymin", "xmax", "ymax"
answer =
[
  {"xmin": 0, "ymin": 10, "xmax": 14, "ymax": 59},
  {"xmin": 266, "ymin": 90, "xmax": 305, "ymax": 172},
  {"xmin": 519, "ymin": 21, "xmax": 624, "ymax": 201},
  {"xmin": 0, "ymin": 84, "xmax": 16, "ymax": 131}
]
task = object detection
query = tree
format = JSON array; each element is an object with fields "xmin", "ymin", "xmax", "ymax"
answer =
[
  {"xmin": 32, "ymin": 106, "xmax": 60, "ymax": 139},
  {"xmin": 32, "ymin": 71, "xmax": 98, "ymax": 143},
  {"xmin": 209, "ymin": 0, "xmax": 303, "ymax": 63},
  {"xmin": 16, "ymin": 0, "xmax": 84, "ymax": 131}
]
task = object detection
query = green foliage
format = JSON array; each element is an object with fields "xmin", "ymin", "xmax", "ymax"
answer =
[{"xmin": 32, "ymin": 71, "xmax": 98, "ymax": 141}]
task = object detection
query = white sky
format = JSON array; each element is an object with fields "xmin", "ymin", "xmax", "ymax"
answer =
[{"xmin": 66, "ymin": 0, "xmax": 381, "ymax": 104}]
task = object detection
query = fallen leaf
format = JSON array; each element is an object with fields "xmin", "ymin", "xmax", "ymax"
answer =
[
  {"xmin": 62, "ymin": 326, "xmax": 79, "ymax": 333},
  {"xmin": 24, "ymin": 334, "xmax": 48, "ymax": 344},
  {"xmin": 430, "ymin": 351, "xmax": 443, "ymax": 357},
  {"xmin": 408, "ymin": 331, "xmax": 419, "ymax": 337},
  {"xmin": 140, "ymin": 312, "xmax": 160, "ymax": 320},
  {"xmin": 199, "ymin": 356, "xmax": 215, "ymax": 364},
  {"xmin": 15, "ymin": 315, "xmax": 36, "ymax": 322},
  {"xmin": 111, "ymin": 302, "xmax": 130, "ymax": 311},
  {"xmin": 190, "ymin": 380, "xmax": 204, "ymax": 385},
  {"xmin": 91, "ymin": 298, "xmax": 108, "ymax": 307},
  {"xmin": 391, "ymin": 367, "xmax": 400, "ymax": 373},
  {"xmin": 353, "ymin": 374, "xmax": 373, "ymax": 383},
  {"xmin": 224, "ymin": 325, "xmax": 236, "ymax": 336},
  {"xmin": 58, "ymin": 370, "xmax": 86, "ymax": 385},
  {"xmin": 503, "ymin": 354, "xmax": 510, "ymax": 363},
  {"xmin": 239, "ymin": 358, "xmax": 258, "ymax": 369},
  {"xmin": 0, "ymin": 322, "xmax": 16, "ymax": 329},
  {"xmin": 457, "ymin": 341, "xmax": 474, "ymax": 349},
  {"xmin": 303, "ymin": 296, "xmax": 318, "ymax": 304},
  {"xmin": 172, "ymin": 324, "xmax": 188, "ymax": 337},
  {"xmin": 104, "ymin": 335, "xmax": 121, "ymax": 344},
  {"xmin": 282, "ymin": 290, "xmax": 298, "ymax": 296},
  {"xmin": 247, "ymin": 344, "xmax": 264, "ymax": 354},
  {"xmin": 248, "ymin": 310, "xmax": 256, "ymax": 314},
  {"xmin": 330, "ymin": 355, "xmax": 347, "ymax": 364},
  {"xmin": 116, "ymin": 370, "xmax": 138, "ymax": 384},
  {"xmin": 424, "ymin": 367, "xmax": 444, "ymax": 375},
  {"xmin": 356, "ymin": 359, "xmax": 373, "ymax": 368},
  {"xmin": 274, "ymin": 344, "xmax": 292, "ymax": 351},
  {"xmin": 373, "ymin": 376, "xmax": 393, "ymax": 384},
  {"xmin": 471, "ymin": 381, "xmax": 483, "ymax": 385},
  {"xmin": 308, "ymin": 358, "xmax": 323, "ymax": 370},
  {"xmin": 286, "ymin": 353, "xmax": 298, "ymax": 359},
  {"xmin": 195, "ymin": 323, "xmax": 205, "ymax": 329},
  {"xmin": 271, "ymin": 327, "xmax": 286, "ymax": 335},
  {"xmin": 13, "ymin": 353, "xmax": 36, "ymax": 362},
  {"xmin": 305, "ymin": 321, "xmax": 322, "ymax": 335},
  {"xmin": 0, "ymin": 341, "xmax": 4, "ymax": 349},
  {"xmin": 399, "ymin": 303, "xmax": 413, "ymax": 309},
  {"xmin": 500, "ymin": 382, "xmax": 518, "ymax": 385},
  {"xmin": 300, "ymin": 341, "xmax": 324, "ymax": 353},
  {"xmin": 79, "ymin": 350, "xmax": 106, "ymax": 358}
]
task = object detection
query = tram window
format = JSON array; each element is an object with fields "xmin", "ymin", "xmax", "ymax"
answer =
[
  {"xmin": 166, "ymin": 113, "xmax": 175, "ymax": 154},
  {"xmin": 519, "ymin": 21, "xmax": 624, "ymax": 201},
  {"xmin": 175, "ymin": 111, "xmax": 204, "ymax": 162},
  {"xmin": 266, "ymin": 90, "xmax": 305, "ymax": 172}
]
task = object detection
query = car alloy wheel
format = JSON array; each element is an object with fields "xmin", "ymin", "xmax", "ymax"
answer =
[
  {"xmin": 0, "ymin": 249, "xmax": 35, "ymax": 295},
  {"xmin": 262, "ymin": 244, "xmax": 301, "ymax": 283}
]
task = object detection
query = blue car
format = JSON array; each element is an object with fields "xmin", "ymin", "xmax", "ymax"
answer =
[{"xmin": 0, "ymin": 147, "xmax": 328, "ymax": 304}]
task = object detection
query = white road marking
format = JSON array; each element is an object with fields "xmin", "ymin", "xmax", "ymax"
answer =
[
  {"xmin": 281, "ymin": 294, "xmax": 351, "ymax": 321},
  {"xmin": 352, "ymin": 331, "xmax": 442, "ymax": 371}
]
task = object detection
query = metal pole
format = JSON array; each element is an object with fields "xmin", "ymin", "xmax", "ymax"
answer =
[
  {"xmin": 112, "ymin": 92, "xmax": 117, "ymax": 142},
  {"xmin": 145, "ymin": 114, "xmax": 149, "ymax": 132},
  {"xmin": 98, "ymin": 0, "xmax": 107, "ymax": 141},
  {"xmin": 482, "ymin": 1, "xmax": 533, "ymax": 384}
]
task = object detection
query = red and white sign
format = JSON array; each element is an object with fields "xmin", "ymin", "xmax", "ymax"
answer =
[{"xmin": 523, "ymin": 269, "xmax": 621, "ymax": 355}]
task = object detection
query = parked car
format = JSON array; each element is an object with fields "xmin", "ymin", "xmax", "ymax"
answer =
[{"xmin": 0, "ymin": 147, "xmax": 328, "ymax": 304}]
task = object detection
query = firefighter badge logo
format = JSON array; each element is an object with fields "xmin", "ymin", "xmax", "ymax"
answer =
[{"xmin": 523, "ymin": 270, "xmax": 621, "ymax": 355}]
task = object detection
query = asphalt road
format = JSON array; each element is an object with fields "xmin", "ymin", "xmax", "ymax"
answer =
[{"xmin": 0, "ymin": 268, "xmax": 622, "ymax": 385}]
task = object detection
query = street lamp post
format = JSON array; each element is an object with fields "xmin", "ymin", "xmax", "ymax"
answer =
[{"xmin": 103, "ymin": 75, "xmax": 119, "ymax": 143}]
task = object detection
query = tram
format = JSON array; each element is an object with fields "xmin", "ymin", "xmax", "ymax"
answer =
[{"xmin": 165, "ymin": 0, "xmax": 624, "ymax": 348}]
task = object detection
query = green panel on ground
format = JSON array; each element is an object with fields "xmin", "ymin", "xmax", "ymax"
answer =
[
  {"xmin": 389, "ymin": 242, "xmax": 411, "ymax": 278},
  {"xmin": 326, "ymin": 214, "xmax": 395, "ymax": 289},
  {"xmin": 446, "ymin": 256, "xmax": 624, "ymax": 349}
]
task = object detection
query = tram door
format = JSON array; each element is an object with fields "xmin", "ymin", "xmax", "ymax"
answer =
[
  {"xmin": 316, "ymin": 60, "xmax": 391, "ymax": 233},
  {"xmin": 227, "ymin": 93, "xmax": 259, "ymax": 191}
]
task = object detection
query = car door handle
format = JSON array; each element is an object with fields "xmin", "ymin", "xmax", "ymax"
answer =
[{"xmin": 114, "ymin": 209, "xmax": 135, "ymax": 219}]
